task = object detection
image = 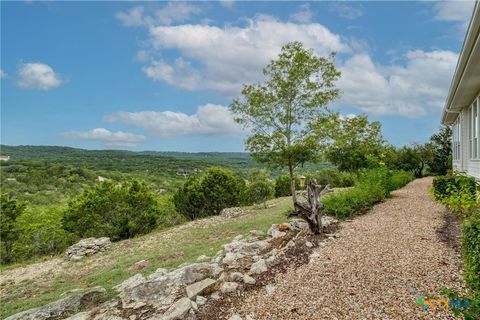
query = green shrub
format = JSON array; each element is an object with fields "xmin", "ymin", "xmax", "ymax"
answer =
[
  {"xmin": 433, "ymin": 174, "xmax": 479, "ymax": 216},
  {"xmin": 322, "ymin": 168, "xmax": 411, "ymax": 219},
  {"xmin": 309, "ymin": 168, "xmax": 356, "ymax": 188},
  {"xmin": 0, "ymin": 194, "xmax": 26, "ymax": 264},
  {"xmin": 13, "ymin": 205, "xmax": 74, "ymax": 261},
  {"xmin": 173, "ymin": 167, "xmax": 244, "ymax": 220},
  {"xmin": 156, "ymin": 196, "xmax": 187, "ymax": 229},
  {"xmin": 462, "ymin": 213, "xmax": 480, "ymax": 300},
  {"xmin": 433, "ymin": 174, "xmax": 477, "ymax": 201},
  {"xmin": 63, "ymin": 179, "xmax": 161, "ymax": 241},
  {"xmin": 390, "ymin": 171, "xmax": 414, "ymax": 190},
  {"xmin": 243, "ymin": 180, "xmax": 275, "ymax": 206},
  {"xmin": 274, "ymin": 175, "xmax": 297, "ymax": 197}
]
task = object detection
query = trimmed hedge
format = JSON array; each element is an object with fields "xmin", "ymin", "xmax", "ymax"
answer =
[
  {"xmin": 463, "ymin": 213, "xmax": 480, "ymax": 300},
  {"xmin": 322, "ymin": 169, "xmax": 414, "ymax": 220}
]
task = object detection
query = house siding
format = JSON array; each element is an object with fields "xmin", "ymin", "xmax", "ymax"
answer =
[{"xmin": 454, "ymin": 96, "xmax": 480, "ymax": 180}]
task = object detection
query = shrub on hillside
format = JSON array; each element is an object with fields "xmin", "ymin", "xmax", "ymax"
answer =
[
  {"xmin": 462, "ymin": 213, "xmax": 480, "ymax": 300},
  {"xmin": 0, "ymin": 194, "xmax": 26, "ymax": 264},
  {"xmin": 13, "ymin": 205, "xmax": 74, "ymax": 261},
  {"xmin": 156, "ymin": 196, "xmax": 187, "ymax": 229},
  {"xmin": 173, "ymin": 167, "xmax": 244, "ymax": 220},
  {"xmin": 309, "ymin": 168, "xmax": 355, "ymax": 188},
  {"xmin": 243, "ymin": 180, "xmax": 275, "ymax": 206},
  {"xmin": 274, "ymin": 175, "xmax": 300, "ymax": 197},
  {"xmin": 63, "ymin": 180, "xmax": 161, "ymax": 241}
]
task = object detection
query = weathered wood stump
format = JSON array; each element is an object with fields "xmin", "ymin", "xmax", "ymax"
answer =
[{"xmin": 292, "ymin": 180, "xmax": 333, "ymax": 234}]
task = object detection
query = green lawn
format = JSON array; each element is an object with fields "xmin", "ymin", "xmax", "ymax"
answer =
[{"xmin": 0, "ymin": 197, "xmax": 293, "ymax": 318}]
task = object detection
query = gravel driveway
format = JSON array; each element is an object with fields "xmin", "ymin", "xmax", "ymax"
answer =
[{"xmin": 226, "ymin": 177, "xmax": 464, "ymax": 319}]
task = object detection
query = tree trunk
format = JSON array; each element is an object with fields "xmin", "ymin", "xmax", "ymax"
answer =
[
  {"xmin": 288, "ymin": 163, "xmax": 297, "ymax": 204},
  {"xmin": 293, "ymin": 179, "xmax": 332, "ymax": 234}
]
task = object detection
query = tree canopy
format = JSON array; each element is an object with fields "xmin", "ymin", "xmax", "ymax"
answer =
[{"xmin": 230, "ymin": 42, "xmax": 341, "ymax": 202}]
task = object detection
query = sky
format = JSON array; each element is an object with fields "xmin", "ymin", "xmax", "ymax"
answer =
[{"xmin": 0, "ymin": 1, "xmax": 476, "ymax": 152}]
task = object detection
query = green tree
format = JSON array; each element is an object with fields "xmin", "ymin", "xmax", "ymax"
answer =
[
  {"xmin": 63, "ymin": 180, "xmax": 160, "ymax": 241},
  {"xmin": 230, "ymin": 42, "xmax": 341, "ymax": 204},
  {"xmin": 428, "ymin": 126, "xmax": 452, "ymax": 175},
  {"xmin": 0, "ymin": 194, "xmax": 26, "ymax": 263},
  {"xmin": 242, "ymin": 169, "xmax": 275, "ymax": 206},
  {"xmin": 322, "ymin": 114, "xmax": 384, "ymax": 171},
  {"xmin": 173, "ymin": 167, "xmax": 244, "ymax": 219}
]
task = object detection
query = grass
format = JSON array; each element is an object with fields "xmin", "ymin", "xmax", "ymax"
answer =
[{"xmin": 0, "ymin": 197, "xmax": 293, "ymax": 318}]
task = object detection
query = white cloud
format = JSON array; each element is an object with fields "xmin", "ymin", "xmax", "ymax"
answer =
[
  {"xmin": 433, "ymin": 1, "xmax": 475, "ymax": 34},
  {"xmin": 15, "ymin": 63, "xmax": 64, "ymax": 90},
  {"xmin": 115, "ymin": 2, "xmax": 202, "ymax": 27},
  {"xmin": 144, "ymin": 15, "xmax": 349, "ymax": 95},
  {"xmin": 290, "ymin": 4, "xmax": 313, "ymax": 23},
  {"xmin": 63, "ymin": 128, "xmax": 145, "ymax": 148},
  {"xmin": 105, "ymin": 104, "xmax": 242, "ymax": 138},
  {"xmin": 220, "ymin": 0, "xmax": 235, "ymax": 9},
  {"xmin": 329, "ymin": 3, "xmax": 363, "ymax": 20},
  {"xmin": 0, "ymin": 69, "xmax": 6, "ymax": 78},
  {"xmin": 337, "ymin": 50, "xmax": 458, "ymax": 117},
  {"xmin": 115, "ymin": 6, "xmax": 147, "ymax": 27}
]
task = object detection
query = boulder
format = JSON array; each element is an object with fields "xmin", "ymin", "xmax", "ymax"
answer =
[
  {"xmin": 5, "ymin": 287, "xmax": 106, "ymax": 320},
  {"xmin": 117, "ymin": 263, "xmax": 222, "ymax": 310},
  {"xmin": 228, "ymin": 315, "xmax": 242, "ymax": 320},
  {"xmin": 220, "ymin": 282, "xmax": 239, "ymax": 294},
  {"xmin": 185, "ymin": 278, "xmax": 217, "ymax": 299},
  {"xmin": 249, "ymin": 259, "xmax": 267, "ymax": 275},
  {"xmin": 161, "ymin": 297, "xmax": 192, "ymax": 320},
  {"xmin": 113, "ymin": 274, "xmax": 146, "ymax": 293},
  {"xmin": 65, "ymin": 237, "xmax": 111, "ymax": 261}
]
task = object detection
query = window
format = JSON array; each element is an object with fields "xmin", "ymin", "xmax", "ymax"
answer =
[
  {"xmin": 453, "ymin": 117, "xmax": 461, "ymax": 161},
  {"xmin": 469, "ymin": 96, "xmax": 480, "ymax": 160}
]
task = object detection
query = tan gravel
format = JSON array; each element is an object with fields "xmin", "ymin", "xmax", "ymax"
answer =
[{"xmin": 227, "ymin": 177, "xmax": 464, "ymax": 319}]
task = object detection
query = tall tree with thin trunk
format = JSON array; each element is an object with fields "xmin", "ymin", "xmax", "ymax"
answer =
[{"xmin": 230, "ymin": 42, "xmax": 341, "ymax": 205}]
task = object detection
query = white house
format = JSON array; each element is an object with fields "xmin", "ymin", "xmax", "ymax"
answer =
[{"xmin": 441, "ymin": 2, "xmax": 480, "ymax": 180}]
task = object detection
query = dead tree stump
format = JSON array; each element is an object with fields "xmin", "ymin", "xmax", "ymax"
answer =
[{"xmin": 293, "ymin": 180, "xmax": 333, "ymax": 234}]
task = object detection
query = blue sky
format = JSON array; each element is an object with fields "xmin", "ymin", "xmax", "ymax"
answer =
[{"xmin": 0, "ymin": 1, "xmax": 476, "ymax": 152}]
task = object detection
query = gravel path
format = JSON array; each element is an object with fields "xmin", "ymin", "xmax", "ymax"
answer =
[{"xmin": 227, "ymin": 177, "xmax": 464, "ymax": 319}]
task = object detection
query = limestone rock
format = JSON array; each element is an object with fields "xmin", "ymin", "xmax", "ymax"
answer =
[
  {"xmin": 65, "ymin": 237, "xmax": 111, "ymax": 261},
  {"xmin": 220, "ymin": 207, "xmax": 243, "ymax": 218},
  {"xmin": 195, "ymin": 295, "xmax": 207, "ymax": 306},
  {"xmin": 229, "ymin": 272, "xmax": 244, "ymax": 282},
  {"xmin": 249, "ymin": 259, "xmax": 267, "ymax": 274},
  {"xmin": 243, "ymin": 274, "xmax": 256, "ymax": 285},
  {"xmin": 185, "ymin": 278, "xmax": 217, "ymax": 299},
  {"xmin": 228, "ymin": 315, "xmax": 242, "ymax": 320},
  {"xmin": 117, "ymin": 263, "xmax": 223, "ymax": 310},
  {"xmin": 113, "ymin": 274, "xmax": 145, "ymax": 293},
  {"xmin": 5, "ymin": 287, "xmax": 106, "ymax": 320},
  {"xmin": 161, "ymin": 297, "xmax": 192, "ymax": 320},
  {"xmin": 220, "ymin": 282, "xmax": 239, "ymax": 294},
  {"xmin": 196, "ymin": 255, "xmax": 210, "ymax": 263}
]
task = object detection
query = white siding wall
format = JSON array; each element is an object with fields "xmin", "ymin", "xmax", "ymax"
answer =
[{"xmin": 455, "ymin": 95, "xmax": 480, "ymax": 180}]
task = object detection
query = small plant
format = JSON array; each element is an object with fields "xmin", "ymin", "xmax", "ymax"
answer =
[{"xmin": 433, "ymin": 173, "xmax": 479, "ymax": 217}]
